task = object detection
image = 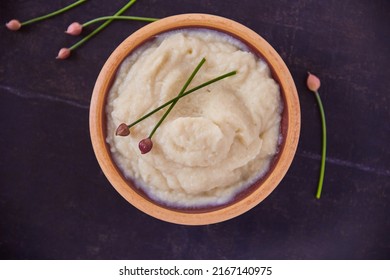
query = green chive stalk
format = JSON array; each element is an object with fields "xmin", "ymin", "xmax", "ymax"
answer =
[
  {"xmin": 69, "ymin": 0, "xmax": 137, "ymax": 51},
  {"xmin": 314, "ymin": 90, "xmax": 326, "ymax": 199},
  {"xmin": 126, "ymin": 70, "xmax": 237, "ymax": 130},
  {"xmin": 21, "ymin": 0, "xmax": 88, "ymax": 27},
  {"xmin": 307, "ymin": 72, "xmax": 326, "ymax": 199},
  {"xmin": 148, "ymin": 58, "xmax": 206, "ymax": 139},
  {"xmin": 82, "ymin": 15, "xmax": 159, "ymax": 27}
]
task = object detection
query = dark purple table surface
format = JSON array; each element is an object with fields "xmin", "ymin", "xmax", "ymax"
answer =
[{"xmin": 1, "ymin": 0, "xmax": 389, "ymax": 259}]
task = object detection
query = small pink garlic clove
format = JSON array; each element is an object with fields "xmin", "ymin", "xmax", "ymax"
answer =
[
  {"xmin": 115, "ymin": 123, "xmax": 130, "ymax": 136},
  {"xmin": 65, "ymin": 22, "xmax": 82, "ymax": 36},
  {"xmin": 6, "ymin": 19, "xmax": 21, "ymax": 31},
  {"xmin": 139, "ymin": 138, "xmax": 153, "ymax": 154},
  {"xmin": 56, "ymin": 48, "xmax": 71, "ymax": 60},
  {"xmin": 307, "ymin": 72, "xmax": 321, "ymax": 92}
]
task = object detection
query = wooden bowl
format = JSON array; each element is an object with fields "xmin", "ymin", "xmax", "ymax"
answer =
[{"xmin": 90, "ymin": 14, "xmax": 300, "ymax": 225}]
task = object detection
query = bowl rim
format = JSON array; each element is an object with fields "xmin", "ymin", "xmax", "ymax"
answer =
[{"xmin": 89, "ymin": 13, "xmax": 300, "ymax": 225}]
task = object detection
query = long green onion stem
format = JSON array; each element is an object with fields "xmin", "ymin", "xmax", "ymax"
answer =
[
  {"xmin": 127, "ymin": 70, "xmax": 237, "ymax": 129},
  {"xmin": 20, "ymin": 0, "xmax": 87, "ymax": 26},
  {"xmin": 82, "ymin": 15, "xmax": 158, "ymax": 27},
  {"xmin": 314, "ymin": 90, "xmax": 327, "ymax": 199},
  {"xmin": 148, "ymin": 58, "xmax": 206, "ymax": 139},
  {"xmin": 69, "ymin": 0, "xmax": 137, "ymax": 51}
]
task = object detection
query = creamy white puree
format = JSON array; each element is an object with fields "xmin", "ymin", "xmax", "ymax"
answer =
[{"xmin": 106, "ymin": 29, "xmax": 282, "ymax": 208}]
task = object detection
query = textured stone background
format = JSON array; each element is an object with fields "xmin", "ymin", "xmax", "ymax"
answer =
[{"xmin": 0, "ymin": 0, "xmax": 389, "ymax": 259}]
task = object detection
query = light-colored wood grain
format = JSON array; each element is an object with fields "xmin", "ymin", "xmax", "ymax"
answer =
[{"xmin": 89, "ymin": 14, "xmax": 301, "ymax": 225}]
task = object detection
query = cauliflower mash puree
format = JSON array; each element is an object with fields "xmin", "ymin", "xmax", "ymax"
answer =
[{"xmin": 106, "ymin": 29, "xmax": 282, "ymax": 208}]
